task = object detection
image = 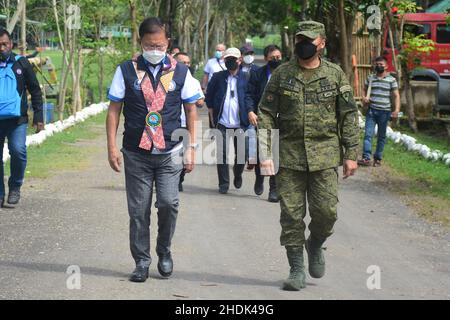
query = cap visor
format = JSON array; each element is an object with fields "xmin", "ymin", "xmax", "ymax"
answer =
[{"xmin": 295, "ymin": 31, "xmax": 318, "ymax": 39}]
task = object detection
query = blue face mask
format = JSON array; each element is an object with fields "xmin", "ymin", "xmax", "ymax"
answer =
[{"xmin": 215, "ymin": 51, "xmax": 223, "ymax": 59}]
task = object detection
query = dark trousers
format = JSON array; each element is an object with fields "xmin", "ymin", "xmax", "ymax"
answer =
[
  {"xmin": 216, "ymin": 124, "xmax": 245, "ymax": 190},
  {"xmin": 0, "ymin": 120, "xmax": 27, "ymax": 198},
  {"xmin": 253, "ymin": 128, "xmax": 277, "ymax": 192},
  {"xmin": 255, "ymin": 165, "xmax": 277, "ymax": 192},
  {"xmin": 122, "ymin": 148, "xmax": 183, "ymax": 268}
]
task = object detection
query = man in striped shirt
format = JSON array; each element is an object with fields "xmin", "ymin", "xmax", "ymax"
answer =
[{"xmin": 358, "ymin": 56, "xmax": 401, "ymax": 167}]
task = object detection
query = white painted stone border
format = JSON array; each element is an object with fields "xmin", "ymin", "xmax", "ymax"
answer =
[
  {"xmin": 2, "ymin": 102, "xmax": 108, "ymax": 163},
  {"xmin": 358, "ymin": 111, "xmax": 450, "ymax": 166}
]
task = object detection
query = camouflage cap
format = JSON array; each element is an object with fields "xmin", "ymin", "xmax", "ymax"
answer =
[{"xmin": 295, "ymin": 20, "xmax": 326, "ymax": 39}]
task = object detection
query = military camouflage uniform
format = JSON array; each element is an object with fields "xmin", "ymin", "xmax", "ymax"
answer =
[{"xmin": 258, "ymin": 31, "xmax": 359, "ymax": 247}]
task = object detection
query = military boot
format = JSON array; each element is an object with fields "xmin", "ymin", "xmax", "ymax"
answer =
[
  {"xmin": 282, "ymin": 246, "xmax": 306, "ymax": 291},
  {"xmin": 305, "ymin": 235, "xmax": 326, "ymax": 278}
]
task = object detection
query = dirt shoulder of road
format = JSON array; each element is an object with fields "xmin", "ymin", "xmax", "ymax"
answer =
[{"xmin": 359, "ymin": 164, "xmax": 450, "ymax": 230}]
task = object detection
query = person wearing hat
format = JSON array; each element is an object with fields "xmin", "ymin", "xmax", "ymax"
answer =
[
  {"xmin": 205, "ymin": 47, "xmax": 252, "ymax": 194},
  {"xmin": 258, "ymin": 21, "xmax": 359, "ymax": 291},
  {"xmin": 240, "ymin": 44, "xmax": 258, "ymax": 81}
]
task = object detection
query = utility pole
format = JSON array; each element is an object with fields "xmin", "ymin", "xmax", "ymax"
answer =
[{"xmin": 205, "ymin": 0, "xmax": 209, "ymax": 63}]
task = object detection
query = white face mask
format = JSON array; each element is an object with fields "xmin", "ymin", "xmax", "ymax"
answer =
[
  {"xmin": 142, "ymin": 50, "xmax": 166, "ymax": 65},
  {"xmin": 243, "ymin": 55, "xmax": 254, "ymax": 65}
]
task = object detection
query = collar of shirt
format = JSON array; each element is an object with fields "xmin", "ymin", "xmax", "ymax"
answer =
[
  {"xmin": 0, "ymin": 55, "xmax": 11, "ymax": 68},
  {"xmin": 143, "ymin": 54, "xmax": 171, "ymax": 74},
  {"xmin": 227, "ymin": 71, "xmax": 239, "ymax": 80}
]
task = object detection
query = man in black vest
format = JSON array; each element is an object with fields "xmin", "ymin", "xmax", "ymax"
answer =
[{"xmin": 106, "ymin": 17, "xmax": 200, "ymax": 282}]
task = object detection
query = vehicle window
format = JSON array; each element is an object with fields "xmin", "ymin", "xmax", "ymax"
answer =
[
  {"xmin": 437, "ymin": 24, "xmax": 450, "ymax": 44},
  {"xmin": 403, "ymin": 23, "xmax": 432, "ymax": 39}
]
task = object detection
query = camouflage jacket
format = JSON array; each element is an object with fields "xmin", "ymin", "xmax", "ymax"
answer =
[{"xmin": 258, "ymin": 58, "xmax": 359, "ymax": 172}]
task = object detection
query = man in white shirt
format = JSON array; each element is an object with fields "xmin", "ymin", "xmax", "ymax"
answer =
[
  {"xmin": 205, "ymin": 47, "xmax": 252, "ymax": 194},
  {"xmin": 106, "ymin": 17, "xmax": 200, "ymax": 283},
  {"xmin": 201, "ymin": 43, "xmax": 226, "ymax": 93}
]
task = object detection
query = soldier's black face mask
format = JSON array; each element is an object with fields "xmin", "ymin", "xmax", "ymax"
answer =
[
  {"xmin": 295, "ymin": 39, "xmax": 317, "ymax": 60},
  {"xmin": 268, "ymin": 59, "xmax": 282, "ymax": 70}
]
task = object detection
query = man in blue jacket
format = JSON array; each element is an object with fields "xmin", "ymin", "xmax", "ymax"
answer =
[
  {"xmin": 206, "ymin": 47, "xmax": 251, "ymax": 194},
  {"xmin": 0, "ymin": 28, "xmax": 44, "ymax": 208},
  {"xmin": 245, "ymin": 44, "xmax": 283, "ymax": 202}
]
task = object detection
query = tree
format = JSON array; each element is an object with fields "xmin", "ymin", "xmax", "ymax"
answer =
[{"xmin": 382, "ymin": 0, "xmax": 435, "ymax": 132}]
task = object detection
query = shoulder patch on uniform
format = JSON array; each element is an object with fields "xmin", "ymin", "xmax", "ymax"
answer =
[
  {"xmin": 339, "ymin": 85, "xmax": 352, "ymax": 94},
  {"xmin": 342, "ymin": 91, "xmax": 350, "ymax": 103},
  {"xmin": 266, "ymin": 94, "xmax": 274, "ymax": 102}
]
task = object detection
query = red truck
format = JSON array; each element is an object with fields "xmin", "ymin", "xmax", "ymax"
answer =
[{"xmin": 383, "ymin": 13, "xmax": 450, "ymax": 114}]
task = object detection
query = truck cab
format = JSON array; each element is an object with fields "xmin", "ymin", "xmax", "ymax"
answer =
[{"xmin": 383, "ymin": 13, "xmax": 450, "ymax": 115}]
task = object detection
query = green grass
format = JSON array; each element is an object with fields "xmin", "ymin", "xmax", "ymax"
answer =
[
  {"xmin": 30, "ymin": 49, "xmax": 117, "ymax": 106},
  {"xmin": 5, "ymin": 111, "xmax": 106, "ymax": 179},
  {"xmin": 373, "ymin": 137, "xmax": 450, "ymax": 201}
]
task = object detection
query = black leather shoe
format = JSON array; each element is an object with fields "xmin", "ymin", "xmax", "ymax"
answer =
[
  {"xmin": 254, "ymin": 177, "xmax": 264, "ymax": 196},
  {"xmin": 219, "ymin": 186, "xmax": 228, "ymax": 194},
  {"xmin": 7, "ymin": 189, "xmax": 20, "ymax": 205},
  {"xmin": 268, "ymin": 190, "xmax": 280, "ymax": 203},
  {"xmin": 1, "ymin": 197, "xmax": 4, "ymax": 208},
  {"xmin": 129, "ymin": 266, "xmax": 149, "ymax": 283},
  {"xmin": 233, "ymin": 175, "xmax": 243, "ymax": 189},
  {"xmin": 157, "ymin": 253, "xmax": 173, "ymax": 278}
]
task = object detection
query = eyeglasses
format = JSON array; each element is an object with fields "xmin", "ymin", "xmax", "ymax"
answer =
[{"xmin": 142, "ymin": 44, "xmax": 167, "ymax": 51}]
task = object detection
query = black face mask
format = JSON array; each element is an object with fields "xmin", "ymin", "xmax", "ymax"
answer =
[
  {"xmin": 295, "ymin": 40, "xmax": 317, "ymax": 60},
  {"xmin": 375, "ymin": 66, "xmax": 385, "ymax": 74},
  {"xmin": 268, "ymin": 59, "xmax": 282, "ymax": 70},
  {"xmin": 0, "ymin": 51, "xmax": 10, "ymax": 63},
  {"xmin": 189, "ymin": 66, "xmax": 195, "ymax": 76},
  {"xmin": 225, "ymin": 58, "xmax": 238, "ymax": 71}
]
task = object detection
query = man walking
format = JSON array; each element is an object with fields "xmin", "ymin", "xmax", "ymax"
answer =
[
  {"xmin": 106, "ymin": 17, "xmax": 200, "ymax": 282},
  {"xmin": 245, "ymin": 44, "xmax": 283, "ymax": 202},
  {"xmin": 174, "ymin": 51, "xmax": 204, "ymax": 192},
  {"xmin": 201, "ymin": 43, "xmax": 227, "ymax": 92},
  {"xmin": 0, "ymin": 28, "xmax": 44, "ymax": 208},
  {"xmin": 240, "ymin": 44, "xmax": 258, "ymax": 81},
  {"xmin": 258, "ymin": 21, "xmax": 359, "ymax": 291},
  {"xmin": 358, "ymin": 56, "xmax": 400, "ymax": 167},
  {"xmin": 205, "ymin": 47, "xmax": 251, "ymax": 194}
]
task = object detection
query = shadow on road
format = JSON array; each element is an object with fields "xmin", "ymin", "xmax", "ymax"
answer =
[
  {"xmin": 0, "ymin": 260, "xmax": 128, "ymax": 278},
  {"xmin": 90, "ymin": 185, "xmax": 126, "ymax": 192},
  {"xmin": 181, "ymin": 184, "xmax": 267, "ymax": 201},
  {"xmin": 169, "ymin": 270, "xmax": 282, "ymax": 288}
]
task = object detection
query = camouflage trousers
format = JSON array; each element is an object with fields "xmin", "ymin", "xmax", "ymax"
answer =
[{"xmin": 276, "ymin": 167, "xmax": 339, "ymax": 247}]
